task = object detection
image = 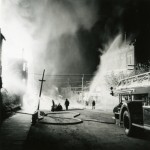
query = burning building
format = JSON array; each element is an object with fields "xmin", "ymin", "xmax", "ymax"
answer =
[
  {"xmin": 0, "ymin": 28, "xmax": 28, "ymax": 115},
  {"xmin": 0, "ymin": 29, "xmax": 5, "ymax": 123},
  {"xmin": 4, "ymin": 57, "xmax": 28, "ymax": 106},
  {"xmin": 0, "ymin": 29, "xmax": 5, "ymax": 88}
]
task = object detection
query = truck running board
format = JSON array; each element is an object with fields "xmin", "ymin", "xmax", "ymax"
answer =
[{"xmin": 132, "ymin": 123, "xmax": 150, "ymax": 130}]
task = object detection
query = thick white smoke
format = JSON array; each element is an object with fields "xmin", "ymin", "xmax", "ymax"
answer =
[{"xmin": 0, "ymin": 0, "xmax": 99, "ymax": 110}]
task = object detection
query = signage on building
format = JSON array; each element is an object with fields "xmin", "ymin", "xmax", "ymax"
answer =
[{"xmin": 117, "ymin": 71, "xmax": 150, "ymax": 90}]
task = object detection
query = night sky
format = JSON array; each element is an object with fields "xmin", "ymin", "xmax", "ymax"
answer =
[{"xmin": 78, "ymin": 0, "xmax": 150, "ymax": 73}]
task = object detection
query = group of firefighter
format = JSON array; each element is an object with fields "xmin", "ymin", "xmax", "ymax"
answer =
[
  {"xmin": 51, "ymin": 99, "xmax": 96, "ymax": 112},
  {"xmin": 51, "ymin": 99, "xmax": 70, "ymax": 112},
  {"xmin": 32, "ymin": 98, "xmax": 96, "ymax": 125}
]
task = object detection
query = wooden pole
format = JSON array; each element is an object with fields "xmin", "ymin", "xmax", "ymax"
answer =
[
  {"xmin": 37, "ymin": 69, "xmax": 46, "ymax": 110},
  {"xmin": 0, "ymin": 89, "xmax": 2, "ymax": 124},
  {"xmin": 82, "ymin": 74, "xmax": 84, "ymax": 102},
  {"xmin": 0, "ymin": 29, "xmax": 5, "ymax": 124}
]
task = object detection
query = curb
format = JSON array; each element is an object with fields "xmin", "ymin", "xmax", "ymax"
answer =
[
  {"xmin": 38, "ymin": 111, "xmax": 83, "ymax": 125},
  {"xmin": 39, "ymin": 117, "xmax": 83, "ymax": 125}
]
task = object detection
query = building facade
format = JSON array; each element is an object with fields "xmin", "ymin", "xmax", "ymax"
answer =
[
  {"xmin": 0, "ymin": 29, "xmax": 5, "ymax": 123},
  {"xmin": 101, "ymin": 43, "xmax": 135, "ymax": 74}
]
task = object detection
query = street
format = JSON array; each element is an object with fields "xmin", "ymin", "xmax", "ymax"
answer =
[
  {"xmin": 1, "ymin": 1, "xmax": 150, "ymax": 150},
  {"xmin": 23, "ymin": 109, "xmax": 150, "ymax": 150}
]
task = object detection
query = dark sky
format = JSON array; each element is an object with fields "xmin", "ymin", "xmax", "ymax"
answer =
[{"xmin": 77, "ymin": 0, "xmax": 150, "ymax": 73}]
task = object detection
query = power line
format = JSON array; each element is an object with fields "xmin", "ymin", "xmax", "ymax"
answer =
[{"xmin": 28, "ymin": 73, "xmax": 94, "ymax": 76}]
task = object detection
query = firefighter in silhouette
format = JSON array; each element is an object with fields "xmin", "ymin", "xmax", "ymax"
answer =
[
  {"xmin": 51, "ymin": 100, "xmax": 55, "ymax": 111},
  {"xmin": 57, "ymin": 103, "xmax": 63, "ymax": 111},
  {"xmin": 65, "ymin": 99, "xmax": 69, "ymax": 110},
  {"xmin": 92, "ymin": 100, "xmax": 96, "ymax": 109}
]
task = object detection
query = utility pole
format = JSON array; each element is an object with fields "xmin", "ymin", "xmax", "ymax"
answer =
[
  {"xmin": 125, "ymin": 32, "xmax": 126, "ymax": 44},
  {"xmin": 32, "ymin": 70, "xmax": 46, "ymax": 125},
  {"xmin": 67, "ymin": 78, "xmax": 70, "ymax": 86},
  {"xmin": 0, "ymin": 29, "xmax": 5, "ymax": 124},
  {"xmin": 82, "ymin": 74, "xmax": 84, "ymax": 102},
  {"xmin": 21, "ymin": 49, "xmax": 24, "ymax": 107},
  {"xmin": 37, "ymin": 69, "xmax": 46, "ymax": 112}
]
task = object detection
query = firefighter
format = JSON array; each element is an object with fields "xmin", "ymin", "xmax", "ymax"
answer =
[
  {"xmin": 92, "ymin": 100, "xmax": 96, "ymax": 109},
  {"xmin": 65, "ymin": 99, "xmax": 69, "ymax": 110}
]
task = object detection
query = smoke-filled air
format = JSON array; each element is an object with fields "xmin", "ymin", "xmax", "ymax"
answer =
[
  {"xmin": 0, "ymin": 0, "xmax": 99, "ymax": 111},
  {"xmin": 0, "ymin": 0, "xmax": 133, "ymax": 112}
]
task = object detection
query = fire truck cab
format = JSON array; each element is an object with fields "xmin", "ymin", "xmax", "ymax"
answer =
[{"xmin": 113, "ymin": 72, "xmax": 150, "ymax": 136}]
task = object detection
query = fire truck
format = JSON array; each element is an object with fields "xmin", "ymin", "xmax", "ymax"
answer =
[{"xmin": 113, "ymin": 71, "xmax": 150, "ymax": 136}]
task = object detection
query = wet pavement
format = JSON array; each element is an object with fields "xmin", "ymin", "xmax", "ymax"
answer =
[
  {"xmin": 0, "ymin": 109, "xmax": 86, "ymax": 150},
  {"xmin": 0, "ymin": 109, "xmax": 130, "ymax": 150},
  {"xmin": 24, "ymin": 109, "xmax": 150, "ymax": 150}
]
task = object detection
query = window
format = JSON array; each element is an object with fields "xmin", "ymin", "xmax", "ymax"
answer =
[
  {"xmin": 121, "ymin": 94, "xmax": 132, "ymax": 102},
  {"xmin": 127, "ymin": 54, "xmax": 133, "ymax": 65}
]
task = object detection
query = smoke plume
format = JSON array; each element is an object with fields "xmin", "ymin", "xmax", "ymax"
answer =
[
  {"xmin": 0, "ymin": 0, "xmax": 99, "ymax": 88},
  {"xmin": 0, "ymin": 0, "xmax": 100, "ymax": 110}
]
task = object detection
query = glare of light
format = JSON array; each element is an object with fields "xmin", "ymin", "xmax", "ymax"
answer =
[{"xmin": 0, "ymin": 1, "xmax": 36, "ymax": 112}]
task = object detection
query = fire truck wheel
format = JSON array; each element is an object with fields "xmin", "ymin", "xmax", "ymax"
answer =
[{"xmin": 123, "ymin": 111, "xmax": 134, "ymax": 136}]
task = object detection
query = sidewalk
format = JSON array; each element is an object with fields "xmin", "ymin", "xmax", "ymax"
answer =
[
  {"xmin": 0, "ymin": 113, "xmax": 32, "ymax": 150},
  {"xmin": 0, "ymin": 110, "xmax": 82, "ymax": 150}
]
